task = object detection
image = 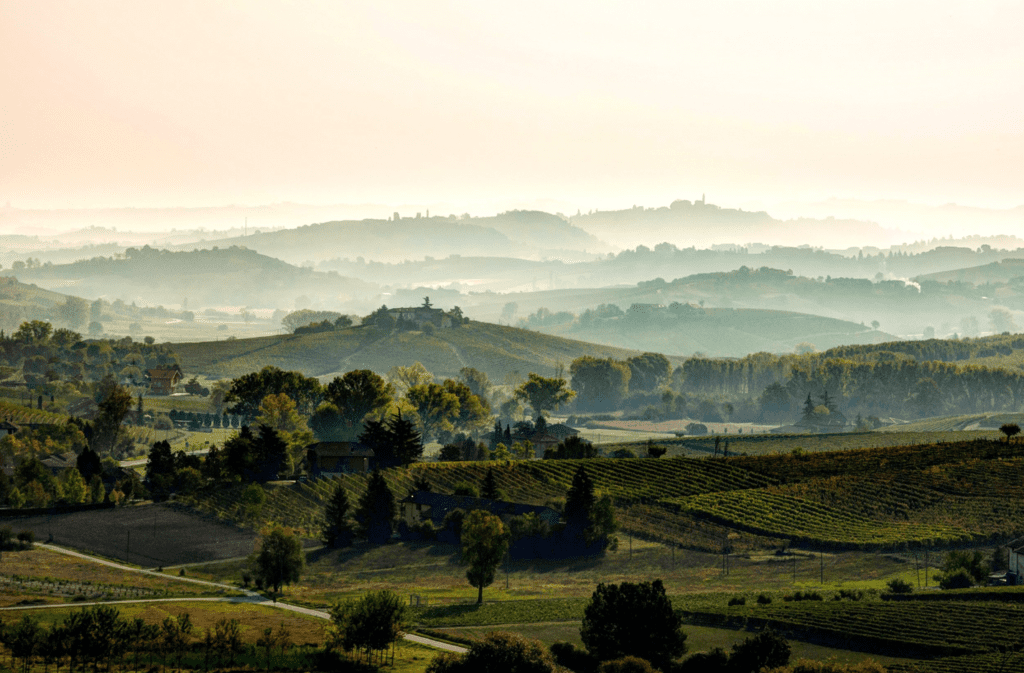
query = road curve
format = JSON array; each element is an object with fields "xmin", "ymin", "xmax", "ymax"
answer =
[{"xmin": 27, "ymin": 544, "xmax": 466, "ymax": 654}]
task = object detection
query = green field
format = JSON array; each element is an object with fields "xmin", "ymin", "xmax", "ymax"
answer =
[{"xmin": 172, "ymin": 321, "xmax": 658, "ymax": 382}]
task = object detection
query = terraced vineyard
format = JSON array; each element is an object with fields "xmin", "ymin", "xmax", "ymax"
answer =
[
  {"xmin": 0, "ymin": 401, "xmax": 69, "ymax": 425},
  {"xmin": 663, "ymin": 488, "xmax": 971, "ymax": 548},
  {"xmin": 604, "ymin": 430, "xmax": 1001, "ymax": 458},
  {"xmin": 682, "ymin": 600, "xmax": 1024, "ymax": 658}
]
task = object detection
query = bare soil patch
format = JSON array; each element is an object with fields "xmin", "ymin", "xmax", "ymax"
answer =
[{"xmin": 4, "ymin": 503, "xmax": 259, "ymax": 567}]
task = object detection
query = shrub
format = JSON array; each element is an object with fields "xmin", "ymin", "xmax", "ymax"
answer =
[
  {"xmin": 836, "ymin": 589, "xmax": 863, "ymax": 601},
  {"xmin": 728, "ymin": 596, "xmax": 746, "ymax": 606},
  {"xmin": 452, "ymin": 482, "xmax": 479, "ymax": 498},
  {"xmin": 599, "ymin": 656, "xmax": 660, "ymax": 673},
  {"xmin": 685, "ymin": 423, "xmax": 708, "ymax": 435},
  {"xmin": 550, "ymin": 641, "xmax": 598, "ymax": 673},
  {"xmin": 756, "ymin": 593, "xmax": 772, "ymax": 605},
  {"xmin": 886, "ymin": 578, "xmax": 914, "ymax": 594},
  {"xmin": 939, "ymin": 568, "xmax": 974, "ymax": 590},
  {"xmin": 16, "ymin": 530, "xmax": 34, "ymax": 548}
]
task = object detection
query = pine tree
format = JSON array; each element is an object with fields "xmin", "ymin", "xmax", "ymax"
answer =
[
  {"xmin": 564, "ymin": 466, "xmax": 596, "ymax": 539},
  {"xmin": 802, "ymin": 393, "xmax": 815, "ymax": 420},
  {"xmin": 481, "ymin": 467, "xmax": 499, "ymax": 500},
  {"xmin": 386, "ymin": 413, "xmax": 424, "ymax": 467},
  {"xmin": 254, "ymin": 425, "xmax": 289, "ymax": 481},
  {"xmin": 321, "ymin": 483, "xmax": 354, "ymax": 548},
  {"xmin": 355, "ymin": 470, "xmax": 396, "ymax": 544}
]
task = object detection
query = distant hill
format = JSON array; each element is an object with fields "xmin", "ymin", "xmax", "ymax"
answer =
[
  {"xmin": 570, "ymin": 199, "xmax": 899, "ymax": 249},
  {"xmin": 168, "ymin": 212, "xmax": 612, "ymax": 265},
  {"xmin": 1, "ymin": 246, "xmax": 377, "ymax": 309},
  {"xmin": 916, "ymin": 258, "xmax": 1024, "ymax": 285},
  {"xmin": 539, "ymin": 307, "xmax": 896, "ymax": 357},
  {"xmin": 0, "ymin": 276, "xmax": 74, "ymax": 332},
  {"xmin": 172, "ymin": 320, "xmax": 655, "ymax": 382}
]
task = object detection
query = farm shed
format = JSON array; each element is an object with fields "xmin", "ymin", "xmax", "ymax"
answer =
[{"xmin": 305, "ymin": 441, "xmax": 374, "ymax": 475}]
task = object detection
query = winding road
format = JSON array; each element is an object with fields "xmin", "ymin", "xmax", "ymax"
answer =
[{"xmin": 5, "ymin": 544, "xmax": 466, "ymax": 654}]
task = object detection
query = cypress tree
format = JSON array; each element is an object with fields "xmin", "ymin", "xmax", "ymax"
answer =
[
  {"xmin": 481, "ymin": 467, "xmax": 499, "ymax": 500},
  {"xmin": 321, "ymin": 482, "xmax": 354, "ymax": 548},
  {"xmin": 355, "ymin": 470, "xmax": 396, "ymax": 544}
]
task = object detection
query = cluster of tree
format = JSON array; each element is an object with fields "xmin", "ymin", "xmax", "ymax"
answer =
[
  {"xmin": 326, "ymin": 589, "xmax": 406, "ymax": 666},
  {"xmin": 0, "ymin": 321, "xmax": 176, "ymax": 389},
  {"xmin": 0, "ymin": 605, "xmax": 296, "ymax": 672},
  {"xmin": 280, "ymin": 309, "xmax": 354, "ymax": 333},
  {"xmin": 166, "ymin": 408, "xmax": 242, "ymax": 429},
  {"xmin": 666, "ymin": 341, "xmax": 1024, "ymax": 422},
  {"xmin": 227, "ymin": 364, "xmax": 491, "ymax": 448},
  {"xmin": 569, "ymin": 353, "xmax": 670, "ymax": 412}
]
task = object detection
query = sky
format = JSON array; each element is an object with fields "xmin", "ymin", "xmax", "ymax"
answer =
[{"xmin": 2, "ymin": 1, "xmax": 1022, "ymax": 215}]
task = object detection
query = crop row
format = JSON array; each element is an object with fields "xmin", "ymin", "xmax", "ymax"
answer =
[
  {"xmin": 684, "ymin": 600, "xmax": 1024, "ymax": 657},
  {"xmin": 663, "ymin": 489, "xmax": 972, "ymax": 548},
  {"xmin": 888, "ymin": 652, "xmax": 1024, "ymax": 673},
  {"xmin": 730, "ymin": 438, "xmax": 1024, "ymax": 483}
]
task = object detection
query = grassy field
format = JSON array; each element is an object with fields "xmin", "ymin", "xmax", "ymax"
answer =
[
  {"xmin": 0, "ymin": 546, "xmax": 228, "ymax": 605},
  {"xmin": 172, "ymin": 321, "xmax": 659, "ymax": 382}
]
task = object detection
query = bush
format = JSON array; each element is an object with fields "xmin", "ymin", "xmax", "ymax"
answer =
[
  {"xmin": 886, "ymin": 578, "xmax": 914, "ymax": 594},
  {"xmin": 836, "ymin": 589, "xmax": 863, "ymax": 601},
  {"xmin": 550, "ymin": 641, "xmax": 598, "ymax": 673},
  {"xmin": 728, "ymin": 629, "xmax": 791, "ymax": 673},
  {"xmin": 16, "ymin": 530, "xmax": 34, "ymax": 548},
  {"xmin": 728, "ymin": 596, "xmax": 746, "ymax": 606},
  {"xmin": 679, "ymin": 648, "xmax": 728, "ymax": 673},
  {"xmin": 599, "ymin": 656, "xmax": 660, "ymax": 673},
  {"xmin": 756, "ymin": 593, "xmax": 772, "ymax": 605},
  {"xmin": 685, "ymin": 423, "xmax": 708, "ymax": 435},
  {"xmin": 939, "ymin": 568, "xmax": 974, "ymax": 590},
  {"xmin": 453, "ymin": 482, "xmax": 479, "ymax": 498}
]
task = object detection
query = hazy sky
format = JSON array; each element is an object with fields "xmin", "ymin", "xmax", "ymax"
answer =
[{"xmin": 2, "ymin": 1, "xmax": 1022, "ymax": 212}]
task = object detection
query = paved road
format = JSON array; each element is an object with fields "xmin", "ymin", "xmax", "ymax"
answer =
[{"xmin": 24, "ymin": 544, "xmax": 466, "ymax": 654}]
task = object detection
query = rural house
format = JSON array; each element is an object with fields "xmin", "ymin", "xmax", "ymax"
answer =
[
  {"xmin": 305, "ymin": 441, "xmax": 374, "ymax": 475},
  {"xmin": 400, "ymin": 490, "xmax": 561, "ymax": 528},
  {"xmin": 510, "ymin": 421, "xmax": 580, "ymax": 457},
  {"xmin": 147, "ymin": 365, "xmax": 182, "ymax": 396}
]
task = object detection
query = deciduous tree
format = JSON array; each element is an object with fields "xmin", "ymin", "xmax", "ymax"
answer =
[
  {"xmin": 514, "ymin": 373, "xmax": 575, "ymax": 415},
  {"xmin": 251, "ymin": 526, "xmax": 305, "ymax": 595},
  {"xmin": 580, "ymin": 580, "xmax": 687, "ymax": 671},
  {"xmin": 460, "ymin": 510, "xmax": 509, "ymax": 604}
]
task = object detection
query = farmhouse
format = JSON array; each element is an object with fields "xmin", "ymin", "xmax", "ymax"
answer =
[
  {"xmin": 387, "ymin": 306, "xmax": 454, "ymax": 329},
  {"xmin": 147, "ymin": 365, "xmax": 182, "ymax": 396},
  {"xmin": 400, "ymin": 490, "xmax": 561, "ymax": 528},
  {"xmin": 0, "ymin": 421, "xmax": 18, "ymax": 438},
  {"xmin": 510, "ymin": 420, "xmax": 579, "ymax": 457},
  {"xmin": 305, "ymin": 441, "xmax": 374, "ymax": 475}
]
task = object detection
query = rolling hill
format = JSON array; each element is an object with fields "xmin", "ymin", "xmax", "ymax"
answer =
[
  {"xmin": 1, "ymin": 245, "xmax": 378, "ymax": 309},
  {"xmin": 540, "ymin": 307, "xmax": 897, "ymax": 357},
  {"xmin": 168, "ymin": 211, "xmax": 612, "ymax": 265},
  {"xmin": 916, "ymin": 257, "xmax": 1024, "ymax": 285},
  {"xmin": 172, "ymin": 320, "xmax": 657, "ymax": 382}
]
